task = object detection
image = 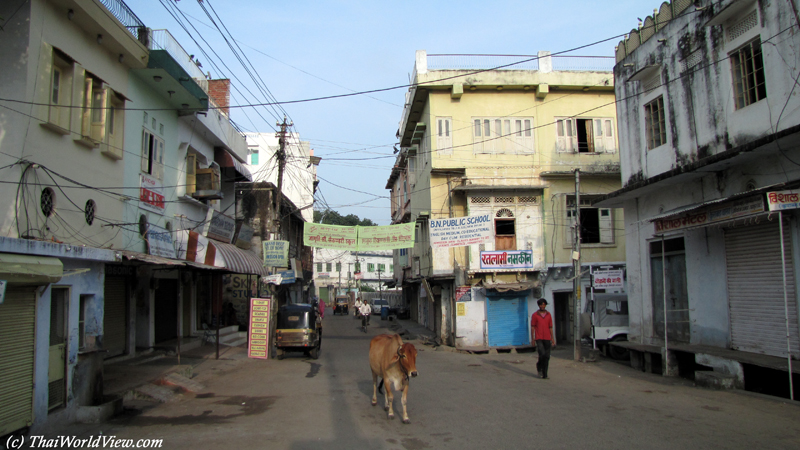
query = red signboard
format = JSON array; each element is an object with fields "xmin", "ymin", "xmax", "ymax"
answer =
[{"xmin": 139, "ymin": 174, "xmax": 166, "ymax": 214}]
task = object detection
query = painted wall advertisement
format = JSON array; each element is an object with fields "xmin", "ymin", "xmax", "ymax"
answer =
[
  {"xmin": 592, "ymin": 270, "xmax": 624, "ymax": 289},
  {"xmin": 248, "ymin": 298, "xmax": 271, "ymax": 359},
  {"xmin": 429, "ymin": 214, "xmax": 493, "ymax": 248},
  {"xmin": 479, "ymin": 250, "xmax": 534, "ymax": 270},
  {"xmin": 303, "ymin": 223, "xmax": 415, "ymax": 250},
  {"xmin": 767, "ymin": 190, "xmax": 800, "ymax": 211},
  {"xmin": 263, "ymin": 240, "xmax": 289, "ymax": 268},
  {"xmin": 139, "ymin": 174, "xmax": 165, "ymax": 215}
]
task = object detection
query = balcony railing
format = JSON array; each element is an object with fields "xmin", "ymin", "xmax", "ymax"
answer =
[
  {"xmin": 147, "ymin": 29, "xmax": 209, "ymax": 93},
  {"xmin": 98, "ymin": 0, "xmax": 145, "ymax": 36},
  {"xmin": 426, "ymin": 54, "xmax": 614, "ymax": 72}
]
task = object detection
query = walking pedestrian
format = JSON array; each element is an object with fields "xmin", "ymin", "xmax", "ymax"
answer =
[{"xmin": 531, "ymin": 298, "xmax": 555, "ymax": 379}]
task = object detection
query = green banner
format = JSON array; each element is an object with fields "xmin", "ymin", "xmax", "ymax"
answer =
[
  {"xmin": 358, "ymin": 223, "xmax": 415, "ymax": 250},
  {"xmin": 303, "ymin": 223, "xmax": 415, "ymax": 250},
  {"xmin": 303, "ymin": 223, "xmax": 358, "ymax": 250}
]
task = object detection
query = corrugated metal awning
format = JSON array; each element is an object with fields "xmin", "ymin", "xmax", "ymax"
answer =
[{"xmin": 214, "ymin": 241, "xmax": 269, "ymax": 276}]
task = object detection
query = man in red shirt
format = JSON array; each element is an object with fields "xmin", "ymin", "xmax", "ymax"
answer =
[{"xmin": 531, "ymin": 298, "xmax": 556, "ymax": 379}]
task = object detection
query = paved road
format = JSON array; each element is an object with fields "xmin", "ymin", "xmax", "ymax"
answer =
[{"xmin": 55, "ymin": 311, "xmax": 800, "ymax": 449}]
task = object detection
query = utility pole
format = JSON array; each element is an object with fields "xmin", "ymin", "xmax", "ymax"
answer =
[
  {"xmin": 274, "ymin": 116, "xmax": 292, "ymax": 238},
  {"xmin": 573, "ymin": 168, "xmax": 582, "ymax": 362}
]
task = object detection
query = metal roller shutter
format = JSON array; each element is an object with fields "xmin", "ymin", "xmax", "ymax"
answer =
[
  {"xmin": 0, "ymin": 287, "xmax": 36, "ymax": 436},
  {"xmin": 103, "ymin": 276, "xmax": 127, "ymax": 358},
  {"xmin": 725, "ymin": 220, "xmax": 800, "ymax": 358},
  {"xmin": 487, "ymin": 295, "xmax": 529, "ymax": 347}
]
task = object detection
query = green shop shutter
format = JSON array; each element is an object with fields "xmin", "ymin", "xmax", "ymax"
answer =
[{"xmin": 0, "ymin": 287, "xmax": 37, "ymax": 436}]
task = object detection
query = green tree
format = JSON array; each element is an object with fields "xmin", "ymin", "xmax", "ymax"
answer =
[{"xmin": 314, "ymin": 209, "xmax": 377, "ymax": 227}]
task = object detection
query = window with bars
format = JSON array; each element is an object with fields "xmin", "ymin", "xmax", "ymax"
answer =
[
  {"xmin": 644, "ymin": 96, "xmax": 667, "ymax": 150},
  {"xmin": 317, "ymin": 263, "xmax": 322, "ymax": 272},
  {"xmin": 336, "ymin": 262, "xmax": 342, "ymax": 272},
  {"xmin": 326, "ymin": 263, "xmax": 332, "ymax": 272},
  {"xmin": 731, "ymin": 38, "xmax": 766, "ymax": 110},
  {"xmin": 473, "ymin": 117, "xmax": 534, "ymax": 154}
]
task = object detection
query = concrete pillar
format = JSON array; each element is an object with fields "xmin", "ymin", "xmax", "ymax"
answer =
[{"xmin": 538, "ymin": 51, "xmax": 552, "ymax": 73}]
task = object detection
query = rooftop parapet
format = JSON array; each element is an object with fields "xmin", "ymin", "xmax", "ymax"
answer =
[{"xmin": 614, "ymin": 0, "xmax": 695, "ymax": 63}]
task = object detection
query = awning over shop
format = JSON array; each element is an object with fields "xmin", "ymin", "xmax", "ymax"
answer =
[
  {"xmin": 215, "ymin": 147, "xmax": 252, "ymax": 182},
  {"xmin": 479, "ymin": 280, "xmax": 540, "ymax": 293},
  {"xmin": 119, "ymin": 250, "xmax": 223, "ymax": 271},
  {"xmin": 214, "ymin": 241, "xmax": 269, "ymax": 276},
  {"xmin": 0, "ymin": 253, "xmax": 62, "ymax": 284},
  {"xmin": 176, "ymin": 230, "xmax": 268, "ymax": 276}
]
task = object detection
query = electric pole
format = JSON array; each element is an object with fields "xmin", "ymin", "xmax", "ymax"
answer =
[
  {"xmin": 573, "ymin": 168, "xmax": 582, "ymax": 361},
  {"xmin": 274, "ymin": 116, "xmax": 292, "ymax": 237}
]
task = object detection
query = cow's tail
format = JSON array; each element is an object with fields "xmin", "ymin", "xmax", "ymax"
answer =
[{"xmin": 378, "ymin": 378, "xmax": 384, "ymax": 394}]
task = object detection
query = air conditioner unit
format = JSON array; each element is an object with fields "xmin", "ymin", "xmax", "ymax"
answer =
[{"xmin": 193, "ymin": 162, "xmax": 222, "ymax": 200}]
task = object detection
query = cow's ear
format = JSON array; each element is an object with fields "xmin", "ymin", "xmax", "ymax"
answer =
[{"xmin": 391, "ymin": 354, "xmax": 400, "ymax": 363}]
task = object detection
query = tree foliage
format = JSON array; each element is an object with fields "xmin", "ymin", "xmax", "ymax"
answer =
[{"xmin": 313, "ymin": 209, "xmax": 376, "ymax": 227}]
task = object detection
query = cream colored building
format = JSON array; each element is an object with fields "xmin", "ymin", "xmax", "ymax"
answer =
[{"xmin": 387, "ymin": 51, "xmax": 625, "ymax": 349}]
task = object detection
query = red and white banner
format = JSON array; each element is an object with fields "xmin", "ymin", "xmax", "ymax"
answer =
[{"xmin": 139, "ymin": 174, "xmax": 165, "ymax": 215}]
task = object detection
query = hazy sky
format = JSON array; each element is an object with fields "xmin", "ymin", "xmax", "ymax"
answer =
[{"xmin": 123, "ymin": 0, "xmax": 659, "ymax": 224}]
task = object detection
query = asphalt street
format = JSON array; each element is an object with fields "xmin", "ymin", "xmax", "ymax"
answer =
[{"xmin": 44, "ymin": 310, "xmax": 800, "ymax": 450}]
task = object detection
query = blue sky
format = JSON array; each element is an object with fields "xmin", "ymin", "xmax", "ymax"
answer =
[{"xmin": 123, "ymin": 0, "xmax": 659, "ymax": 225}]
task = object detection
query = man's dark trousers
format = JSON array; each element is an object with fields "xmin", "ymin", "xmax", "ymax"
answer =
[{"xmin": 536, "ymin": 340, "xmax": 552, "ymax": 378}]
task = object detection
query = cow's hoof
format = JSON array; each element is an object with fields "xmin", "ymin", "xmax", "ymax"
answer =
[
  {"xmin": 402, "ymin": 419, "xmax": 411, "ymax": 424},
  {"xmin": 388, "ymin": 413, "xmax": 394, "ymax": 420},
  {"xmin": 371, "ymin": 400, "xmax": 377, "ymax": 406}
]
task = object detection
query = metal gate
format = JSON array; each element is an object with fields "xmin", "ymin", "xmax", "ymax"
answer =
[
  {"xmin": 725, "ymin": 219, "xmax": 800, "ymax": 357},
  {"xmin": 103, "ymin": 276, "xmax": 127, "ymax": 358},
  {"xmin": 486, "ymin": 294, "xmax": 529, "ymax": 347},
  {"xmin": 0, "ymin": 287, "xmax": 36, "ymax": 436}
]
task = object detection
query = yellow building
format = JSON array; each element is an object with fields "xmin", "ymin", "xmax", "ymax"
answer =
[{"xmin": 387, "ymin": 51, "xmax": 625, "ymax": 349}]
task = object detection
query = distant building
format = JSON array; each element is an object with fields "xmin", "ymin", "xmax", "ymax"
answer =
[
  {"xmin": 387, "ymin": 50, "xmax": 625, "ymax": 349},
  {"xmin": 313, "ymin": 249, "xmax": 393, "ymax": 302}
]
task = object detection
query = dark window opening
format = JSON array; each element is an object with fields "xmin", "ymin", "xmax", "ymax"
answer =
[{"xmin": 576, "ymin": 119, "xmax": 595, "ymax": 153}]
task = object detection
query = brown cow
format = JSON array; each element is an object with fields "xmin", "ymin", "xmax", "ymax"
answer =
[{"xmin": 369, "ymin": 334, "xmax": 418, "ymax": 423}]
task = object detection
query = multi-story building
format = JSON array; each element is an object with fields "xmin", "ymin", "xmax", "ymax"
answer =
[
  {"xmin": 387, "ymin": 51, "xmax": 625, "ymax": 349},
  {"xmin": 0, "ymin": 0, "xmax": 279, "ymax": 435},
  {"xmin": 313, "ymin": 249, "xmax": 393, "ymax": 302},
  {"xmin": 597, "ymin": 0, "xmax": 800, "ymax": 391}
]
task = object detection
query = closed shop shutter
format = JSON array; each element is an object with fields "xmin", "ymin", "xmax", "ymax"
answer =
[
  {"xmin": 319, "ymin": 287, "xmax": 329, "ymax": 304},
  {"xmin": 103, "ymin": 276, "xmax": 127, "ymax": 358},
  {"xmin": 487, "ymin": 295, "xmax": 529, "ymax": 347},
  {"xmin": 725, "ymin": 220, "xmax": 800, "ymax": 358},
  {"xmin": 0, "ymin": 287, "xmax": 36, "ymax": 436}
]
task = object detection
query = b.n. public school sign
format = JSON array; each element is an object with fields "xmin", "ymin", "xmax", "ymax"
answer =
[{"xmin": 429, "ymin": 214, "xmax": 493, "ymax": 248}]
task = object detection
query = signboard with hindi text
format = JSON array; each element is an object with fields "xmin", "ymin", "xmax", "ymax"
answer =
[
  {"xmin": 479, "ymin": 250, "xmax": 535, "ymax": 270},
  {"xmin": 263, "ymin": 240, "xmax": 289, "ymax": 268},
  {"xmin": 304, "ymin": 224, "xmax": 358, "ymax": 250},
  {"xmin": 248, "ymin": 298, "xmax": 271, "ymax": 359},
  {"xmin": 592, "ymin": 270, "xmax": 624, "ymax": 289},
  {"xmin": 206, "ymin": 210, "xmax": 236, "ymax": 243},
  {"xmin": 145, "ymin": 224, "xmax": 176, "ymax": 259},
  {"xmin": 357, "ymin": 223, "xmax": 415, "ymax": 250},
  {"xmin": 303, "ymin": 223, "xmax": 415, "ymax": 251},
  {"xmin": 429, "ymin": 214, "xmax": 493, "ymax": 248},
  {"xmin": 653, "ymin": 196, "xmax": 764, "ymax": 233},
  {"xmin": 767, "ymin": 190, "xmax": 800, "ymax": 211}
]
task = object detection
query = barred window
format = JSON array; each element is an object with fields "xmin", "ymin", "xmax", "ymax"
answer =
[
  {"xmin": 731, "ymin": 38, "xmax": 766, "ymax": 110},
  {"xmin": 644, "ymin": 96, "xmax": 667, "ymax": 150}
]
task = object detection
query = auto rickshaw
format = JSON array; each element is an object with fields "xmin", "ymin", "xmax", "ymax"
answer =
[
  {"xmin": 333, "ymin": 295, "xmax": 349, "ymax": 315},
  {"xmin": 275, "ymin": 303, "xmax": 321, "ymax": 359}
]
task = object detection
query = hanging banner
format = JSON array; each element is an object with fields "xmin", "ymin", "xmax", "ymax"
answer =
[
  {"xmin": 429, "ymin": 214, "xmax": 493, "ymax": 248},
  {"xmin": 304, "ymin": 224, "xmax": 358, "ymax": 250},
  {"xmin": 303, "ymin": 223, "xmax": 415, "ymax": 250},
  {"xmin": 767, "ymin": 190, "xmax": 800, "ymax": 211},
  {"xmin": 357, "ymin": 223, "xmax": 415, "ymax": 250},
  {"xmin": 248, "ymin": 298, "xmax": 271, "ymax": 359},
  {"xmin": 263, "ymin": 240, "xmax": 289, "ymax": 268}
]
